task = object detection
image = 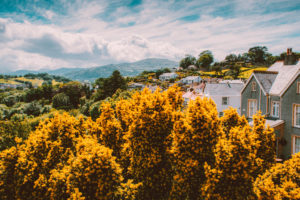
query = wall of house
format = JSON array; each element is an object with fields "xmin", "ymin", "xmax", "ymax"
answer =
[
  {"xmin": 241, "ymin": 77, "xmax": 267, "ymax": 117},
  {"xmin": 281, "ymin": 74, "xmax": 300, "ymax": 159},
  {"xmin": 209, "ymin": 95, "xmax": 241, "ymax": 115}
]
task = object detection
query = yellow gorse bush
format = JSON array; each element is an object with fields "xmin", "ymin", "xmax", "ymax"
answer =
[
  {"xmin": 254, "ymin": 152, "xmax": 300, "ymax": 200},
  {"xmin": 0, "ymin": 85, "xmax": 281, "ymax": 200}
]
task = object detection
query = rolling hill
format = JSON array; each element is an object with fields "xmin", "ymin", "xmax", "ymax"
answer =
[{"xmin": 11, "ymin": 58, "xmax": 178, "ymax": 81}]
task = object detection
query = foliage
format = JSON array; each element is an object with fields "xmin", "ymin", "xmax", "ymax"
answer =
[
  {"xmin": 117, "ymin": 85, "xmax": 183, "ymax": 199},
  {"xmin": 179, "ymin": 55, "xmax": 196, "ymax": 69},
  {"xmin": 203, "ymin": 111, "xmax": 275, "ymax": 200},
  {"xmin": 254, "ymin": 152, "xmax": 300, "ymax": 200},
  {"xmin": 0, "ymin": 120, "xmax": 31, "ymax": 151},
  {"xmin": 0, "ymin": 113, "xmax": 123, "ymax": 200},
  {"xmin": 52, "ymin": 93, "xmax": 71, "ymax": 110},
  {"xmin": 94, "ymin": 70, "xmax": 127, "ymax": 101},
  {"xmin": 58, "ymin": 81, "xmax": 83, "ymax": 108},
  {"xmin": 196, "ymin": 50, "xmax": 214, "ymax": 70},
  {"xmin": 247, "ymin": 46, "xmax": 272, "ymax": 65},
  {"xmin": 23, "ymin": 101, "xmax": 42, "ymax": 116},
  {"xmin": 170, "ymin": 97, "xmax": 221, "ymax": 200}
]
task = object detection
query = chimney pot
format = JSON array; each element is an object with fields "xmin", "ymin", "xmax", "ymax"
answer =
[{"xmin": 287, "ymin": 48, "xmax": 292, "ymax": 55}]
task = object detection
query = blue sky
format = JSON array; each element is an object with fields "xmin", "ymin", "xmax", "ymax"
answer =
[{"xmin": 0, "ymin": 0, "xmax": 300, "ymax": 72}]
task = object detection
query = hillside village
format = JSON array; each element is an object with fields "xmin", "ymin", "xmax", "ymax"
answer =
[
  {"xmin": 0, "ymin": 48, "xmax": 299, "ymax": 200},
  {"xmin": 125, "ymin": 48, "xmax": 300, "ymax": 160}
]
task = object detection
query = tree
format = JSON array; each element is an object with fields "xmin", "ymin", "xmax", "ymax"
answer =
[
  {"xmin": 59, "ymin": 81, "xmax": 82, "ymax": 108},
  {"xmin": 52, "ymin": 93, "xmax": 71, "ymax": 110},
  {"xmin": 179, "ymin": 55, "xmax": 196, "ymax": 69},
  {"xmin": 254, "ymin": 152, "xmax": 300, "ymax": 200},
  {"xmin": 94, "ymin": 70, "xmax": 127, "ymax": 101},
  {"xmin": 170, "ymin": 97, "xmax": 222, "ymax": 200},
  {"xmin": 196, "ymin": 50, "xmax": 214, "ymax": 70},
  {"xmin": 225, "ymin": 54, "xmax": 238, "ymax": 63},
  {"xmin": 247, "ymin": 46, "xmax": 271, "ymax": 65}
]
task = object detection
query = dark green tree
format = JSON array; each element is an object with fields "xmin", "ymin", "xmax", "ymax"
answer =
[
  {"xmin": 94, "ymin": 70, "xmax": 127, "ymax": 101},
  {"xmin": 52, "ymin": 93, "xmax": 71, "ymax": 110},
  {"xmin": 247, "ymin": 46, "xmax": 271, "ymax": 65},
  {"xmin": 179, "ymin": 55, "xmax": 196, "ymax": 69},
  {"xmin": 196, "ymin": 50, "xmax": 214, "ymax": 70}
]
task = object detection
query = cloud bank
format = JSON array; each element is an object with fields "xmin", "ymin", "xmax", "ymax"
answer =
[{"xmin": 0, "ymin": 0, "xmax": 299, "ymax": 72}]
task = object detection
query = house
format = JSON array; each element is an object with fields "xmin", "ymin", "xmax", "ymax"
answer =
[
  {"xmin": 182, "ymin": 90, "xmax": 203, "ymax": 105},
  {"xmin": 159, "ymin": 72, "xmax": 178, "ymax": 81},
  {"xmin": 241, "ymin": 48, "xmax": 300, "ymax": 159},
  {"xmin": 197, "ymin": 82, "xmax": 244, "ymax": 116},
  {"xmin": 128, "ymin": 83, "xmax": 145, "ymax": 90},
  {"xmin": 179, "ymin": 76, "xmax": 202, "ymax": 85}
]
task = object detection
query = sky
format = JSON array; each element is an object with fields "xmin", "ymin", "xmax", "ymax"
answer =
[{"xmin": 0, "ymin": 0, "xmax": 300, "ymax": 72}]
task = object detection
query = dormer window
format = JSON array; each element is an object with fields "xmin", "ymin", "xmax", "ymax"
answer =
[{"xmin": 251, "ymin": 82, "xmax": 256, "ymax": 91}]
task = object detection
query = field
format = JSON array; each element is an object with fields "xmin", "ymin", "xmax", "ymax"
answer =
[
  {"xmin": 0, "ymin": 77, "xmax": 63, "ymax": 87},
  {"xmin": 201, "ymin": 67, "xmax": 268, "ymax": 79}
]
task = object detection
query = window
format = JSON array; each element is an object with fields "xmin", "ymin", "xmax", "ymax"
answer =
[
  {"xmin": 297, "ymin": 82, "xmax": 300, "ymax": 94},
  {"xmin": 271, "ymin": 101, "xmax": 280, "ymax": 118},
  {"xmin": 222, "ymin": 97, "xmax": 229, "ymax": 105},
  {"xmin": 248, "ymin": 99, "xmax": 257, "ymax": 118},
  {"xmin": 292, "ymin": 136, "xmax": 300, "ymax": 154},
  {"xmin": 293, "ymin": 104, "xmax": 300, "ymax": 127},
  {"xmin": 251, "ymin": 82, "xmax": 256, "ymax": 91},
  {"xmin": 219, "ymin": 112, "xmax": 224, "ymax": 117}
]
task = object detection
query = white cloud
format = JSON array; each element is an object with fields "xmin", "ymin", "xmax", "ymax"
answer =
[{"xmin": 0, "ymin": 0, "xmax": 300, "ymax": 72}]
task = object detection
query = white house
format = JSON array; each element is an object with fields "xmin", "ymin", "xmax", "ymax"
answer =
[
  {"xmin": 179, "ymin": 76, "xmax": 202, "ymax": 85},
  {"xmin": 128, "ymin": 82, "xmax": 145, "ymax": 90},
  {"xmin": 182, "ymin": 90, "xmax": 202, "ymax": 105},
  {"xmin": 159, "ymin": 72, "xmax": 178, "ymax": 81},
  {"xmin": 196, "ymin": 82, "xmax": 244, "ymax": 116}
]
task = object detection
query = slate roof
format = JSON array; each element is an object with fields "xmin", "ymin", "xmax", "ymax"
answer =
[
  {"xmin": 253, "ymin": 71, "xmax": 278, "ymax": 94},
  {"xmin": 267, "ymin": 60, "xmax": 300, "ymax": 95},
  {"xmin": 204, "ymin": 83, "xmax": 244, "ymax": 96}
]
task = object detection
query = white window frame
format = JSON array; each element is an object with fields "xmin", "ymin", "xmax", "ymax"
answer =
[
  {"xmin": 222, "ymin": 97, "xmax": 229, "ymax": 105},
  {"xmin": 248, "ymin": 99, "xmax": 257, "ymax": 118},
  {"xmin": 292, "ymin": 135, "xmax": 300, "ymax": 154},
  {"xmin": 293, "ymin": 104, "xmax": 300, "ymax": 128},
  {"xmin": 271, "ymin": 101, "xmax": 280, "ymax": 118},
  {"xmin": 251, "ymin": 82, "xmax": 256, "ymax": 91}
]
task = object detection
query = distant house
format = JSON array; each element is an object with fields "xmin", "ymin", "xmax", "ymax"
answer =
[
  {"xmin": 241, "ymin": 48, "xmax": 300, "ymax": 159},
  {"xmin": 179, "ymin": 76, "xmax": 202, "ymax": 85},
  {"xmin": 159, "ymin": 72, "xmax": 178, "ymax": 81},
  {"xmin": 196, "ymin": 82, "xmax": 244, "ymax": 116},
  {"xmin": 182, "ymin": 90, "xmax": 202, "ymax": 105},
  {"xmin": 128, "ymin": 83, "xmax": 145, "ymax": 90}
]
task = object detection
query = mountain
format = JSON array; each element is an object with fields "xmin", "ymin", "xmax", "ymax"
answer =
[{"xmin": 10, "ymin": 58, "xmax": 178, "ymax": 81}]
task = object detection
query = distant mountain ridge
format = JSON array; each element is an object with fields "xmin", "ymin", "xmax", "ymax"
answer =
[{"xmin": 10, "ymin": 58, "xmax": 178, "ymax": 81}]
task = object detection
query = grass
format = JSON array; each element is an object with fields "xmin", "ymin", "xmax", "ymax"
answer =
[{"xmin": 200, "ymin": 67, "xmax": 268, "ymax": 79}]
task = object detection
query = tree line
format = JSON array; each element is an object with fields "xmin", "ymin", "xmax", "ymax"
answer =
[{"xmin": 179, "ymin": 46, "xmax": 300, "ymax": 72}]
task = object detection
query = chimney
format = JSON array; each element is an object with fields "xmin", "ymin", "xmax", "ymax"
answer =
[
  {"xmin": 284, "ymin": 48, "xmax": 297, "ymax": 65},
  {"xmin": 287, "ymin": 48, "xmax": 292, "ymax": 55}
]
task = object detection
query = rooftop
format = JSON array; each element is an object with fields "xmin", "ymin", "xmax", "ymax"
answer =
[{"xmin": 203, "ymin": 83, "xmax": 244, "ymax": 96}]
